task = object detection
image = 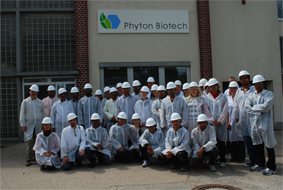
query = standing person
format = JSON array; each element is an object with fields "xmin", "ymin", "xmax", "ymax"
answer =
[
  {"xmin": 101, "ymin": 86, "xmax": 111, "ymax": 127},
  {"xmin": 104, "ymin": 87, "xmax": 118, "ymax": 132},
  {"xmin": 175, "ymin": 80, "xmax": 184, "ymax": 98},
  {"xmin": 42, "ymin": 85, "xmax": 59, "ymax": 117},
  {"xmin": 132, "ymin": 80, "xmax": 142, "ymax": 100},
  {"xmin": 70, "ymin": 87, "xmax": 80, "ymax": 116},
  {"xmin": 199, "ymin": 78, "xmax": 208, "ymax": 95},
  {"xmin": 227, "ymin": 81, "xmax": 245, "ymax": 163},
  {"xmin": 224, "ymin": 76, "xmax": 237, "ymax": 97},
  {"xmin": 234, "ymin": 70, "xmax": 256, "ymax": 167},
  {"xmin": 78, "ymin": 83, "xmax": 102, "ymax": 129},
  {"xmin": 147, "ymin": 77, "xmax": 155, "ymax": 99},
  {"xmin": 20, "ymin": 84, "xmax": 46, "ymax": 166},
  {"xmin": 61, "ymin": 113, "xmax": 86, "ymax": 171},
  {"xmin": 50, "ymin": 88, "xmax": 74, "ymax": 139},
  {"xmin": 246, "ymin": 75, "xmax": 277, "ymax": 175},
  {"xmin": 182, "ymin": 83, "xmax": 190, "ymax": 99},
  {"xmin": 204, "ymin": 82, "xmax": 211, "ymax": 95},
  {"xmin": 116, "ymin": 82, "xmax": 123, "ymax": 97},
  {"xmin": 115, "ymin": 82, "xmax": 137, "ymax": 125},
  {"xmin": 204, "ymin": 78, "xmax": 228, "ymax": 167},
  {"xmin": 33, "ymin": 117, "xmax": 61, "ymax": 170},
  {"xmin": 150, "ymin": 84, "xmax": 159, "ymax": 101},
  {"xmin": 160, "ymin": 82, "xmax": 188, "ymax": 135},
  {"xmin": 95, "ymin": 89, "xmax": 104, "ymax": 121},
  {"xmin": 151, "ymin": 85, "xmax": 167, "ymax": 130}
]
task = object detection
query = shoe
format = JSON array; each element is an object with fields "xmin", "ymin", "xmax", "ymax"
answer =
[
  {"xmin": 76, "ymin": 162, "xmax": 82, "ymax": 167},
  {"xmin": 262, "ymin": 168, "xmax": 276, "ymax": 176},
  {"xmin": 243, "ymin": 161, "xmax": 255, "ymax": 167},
  {"xmin": 89, "ymin": 162, "xmax": 96, "ymax": 168},
  {"xmin": 250, "ymin": 165, "xmax": 265, "ymax": 172},
  {"xmin": 170, "ymin": 163, "xmax": 178, "ymax": 169},
  {"xmin": 220, "ymin": 162, "xmax": 226, "ymax": 167},
  {"xmin": 25, "ymin": 161, "xmax": 31, "ymax": 166},
  {"xmin": 142, "ymin": 160, "xmax": 149, "ymax": 168},
  {"xmin": 209, "ymin": 165, "xmax": 217, "ymax": 172},
  {"xmin": 40, "ymin": 165, "xmax": 46, "ymax": 170},
  {"xmin": 180, "ymin": 165, "xmax": 189, "ymax": 171}
]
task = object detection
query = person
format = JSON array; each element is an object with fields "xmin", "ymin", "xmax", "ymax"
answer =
[
  {"xmin": 245, "ymin": 75, "xmax": 277, "ymax": 176},
  {"xmin": 33, "ymin": 117, "xmax": 61, "ymax": 170},
  {"xmin": 184, "ymin": 82, "xmax": 208, "ymax": 133},
  {"xmin": 182, "ymin": 83, "xmax": 190, "ymax": 99},
  {"xmin": 115, "ymin": 82, "xmax": 137, "ymax": 125},
  {"xmin": 224, "ymin": 76, "xmax": 237, "ymax": 97},
  {"xmin": 61, "ymin": 113, "xmax": 86, "ymax": 170},
  {"xmin": 204, "ymin": 78, "xmax": 228, "ymax": 167},
  {"xmin": 139, "ymin": 118, "xmax": 165, "ymax": 167},
  {"xmin": 161, "ymin": 113, "xmax": 191, "ymax": 171},
  {"xmin": 109, "ymin": 112, "xmax": 134, "ymax": 163},
  {"xmin": 85, "ymin": 113, "xmax": 111, "ymax": 168},
  {"xmin": 191, "ymin": 114, "xmax": 217, "ymax": 172},
  {"xmin": 147, "ymin": 77, "xmax": 155, "ymax": 99},
  {"xmin": 175, "ymin": 80, "xmax": 184, "ymax": 98},
  {"xmin": 227, "ymin": 81, "xmax": 245, "ymax": 163},
  {"xmin": 70, "ymin": 87, "xmax": 80, "ymax": 116},
  {"xmin": 234, "ymin": 70, "xmax": 256, "ymax": 167},
  {"xmin": 198, "ymin": 78, "xmax": 208, "ymax": 94},
  {"xmin": 78, "ymin": 83, "xmax": 102, "ymax": 129},
  {"xmin": 151, "ymin": 85, "xmax": 167, "ymax": 130},
  {"xmin": 132, "ymin": 80, "xmax": 142, "ymax": 100},
  {"xmin": 204, "ymin": 82, "xmax": 211, "ymax": 95},
  {"xmin": 104, "ymin": 87, "xmax": 118, "ymax": 132},
  {"xmin": 42, "ymin": 85, "xmax": 59, "ymax": 117},
  {"xmin": 160, "ymin": 82, "xmax": 188, "ymax": 135},
  {"xmin": 20, "ymin": 84, "xmax": 46, "ymax": 166},
  {"xmin": 50, "ymin": 88, "xmax": 74, "ymax": 139},
  {"xmin": 116, "ymin": 82, "xmax": 123, "ymax": 97},
  {"xmin": 150, "ymin": 84, "xmax": 159, "ymax": 100},
  {"xmin": 134, "ymin": 86, "xmax": 154, "ymax": 127},
  {"xmin": 95, "ymin": 89, "xmax": 104, "ymax": 120}
]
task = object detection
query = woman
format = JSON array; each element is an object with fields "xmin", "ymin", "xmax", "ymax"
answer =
[
  {"xmin": 182, "ymin": 83, "xmax": 190, "ymax": 99},
  {"xmin": 150, "ymin": 84, "xmax": 159, "ymax": 101}
]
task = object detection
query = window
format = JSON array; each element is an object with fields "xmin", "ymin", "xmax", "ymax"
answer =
[
  {"xmin": 165, "ymin": 67, "xmax": 187, "ymax": 85},
  {"xmin": 134, "ymin": 67, "xmax": 159, "ymax": 86},
  {"xmin": 278, "ymin": 0, "xmax": 283, "ymax": 19},
  {"xmin": 104, "ymin": 67, "xmax": 128, "ymax": 87}
]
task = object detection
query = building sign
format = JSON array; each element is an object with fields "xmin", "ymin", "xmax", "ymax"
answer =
[{"xmin": 98, "ymin": 10, "xmax": 189, "ymax": 33}]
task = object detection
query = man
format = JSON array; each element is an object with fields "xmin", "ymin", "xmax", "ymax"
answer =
[
  {"xmin": 160, "ymin": 82, "xmax": 188, "ymax": 135},
  {"xmin": 234, "ymin": 70, "xmax": 256, "ymax": 167},
  {"xmin": 151, "ymin": 85, "xmax": 167, "ymax": 130},
  {"xmin": 139, "ymin": 118, "xmax": 165, "ymax": 167},
  {"xmin": 245, "ymin": 75, "xmax": 277, "ymax": 176},
  {"xmin": 101, "ymin": 86, "xmax": 111, "ymax": 127},
  {"xmin": 95, "ymin": 89, "xmax": 104, "ymax": 121},
  {"xmin": 20, "ymin": 84, "xmax": 46, "ymax": 166},
  {"xmin": 104, "ymin": 87, "xmax": 118, "ymax": 132},
  {"xmin": 61, "ymin": 113, "xmax": 86, "ymax": 170},
  {"xmin": 42, "ymin": 85, "xmax": 59, "ymax": 117},
  {"xmin": 69, "ymin": 87, "xmax": 80, "ymax": 116},
  {"xmin": 147, "ymin": 77, "xmax": 155, "ymax": 99},
  {"xmin": 132, "ymin": 80, "xmax": 142, "ymax": 100},
  {"xmin": 50, "ymin": 88, "xmax": 74, "ymax": 139},
  {"xmin": 116, "ymin": 82, "xmax": 123, "ymax": 97},
  {"xmin": 78, "ymin": 83, "xmax": 102, "ymax": 129},
  {"xmin": 175, "ymin": 80, "xmax": 184, "ymax": 98},
  {"xmin": 115, "ymin": 82, "xmax": 137, "ymax": 125},
  {"xmin": 85, "ymin": 113, "xmax": 111, "ymax": 168},
  {"xmin": 224, "ymin": 76, "xmax": 237, "ymax": 97},
  {"xmin": 191, "ymin": 114, "xmax": 217, "ymax": 172},
  {"xmin": 198, "ymin": 78, "xmax": 207, "ymax": 94}
]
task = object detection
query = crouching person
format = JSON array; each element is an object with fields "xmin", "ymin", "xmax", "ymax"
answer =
[
  {"xmin": 33, "ymin": 117, "xmax": 61, "ymax": 170},
  {"xmin": 61, "ymin": 113, "xmax": 86, "ymax": 170},
  {"xmin": 191, "ymin": 114, "xmax": 217, "ymax": 172},
  {"xmin": 161, "ymin": 113, "xmax": 191, "ymax": 171},
  {"xmin": 139, "ymin": 118, "xmax": 165, "ymax": 167},
  {"xmin": 85, "ymin": 113, "xmax": 111, "ymax": 168}
]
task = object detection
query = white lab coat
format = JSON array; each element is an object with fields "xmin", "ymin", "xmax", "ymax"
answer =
[
  {"xmin": 132, "ymin": 92, "xmax": 141, "ymax": 100},
  {"xmin": 151, "ymin": 98, "xmax": 163, "ymax": 130},
  {"xmin": 176, "ymin": 91, "xmax": 184, "ymax": 98},
  {"xmin": 204, "ymin": 92, "xmax": 228, "ymax": 142},
  {"xmin": 109, "ymin": 123, "xmax": 132, "ymax": 150},
  {"xmin": 60, "ymin": 125, "xmax": 86, "ymax": 161},
  {"xmin": 191, "ymin": 125, "xmax": 217, "ymax": 158},
  {"xmin": 228, "ymin": 96, "xmax": 244, "ymax": 142},
  {"xmin": 50, "ymin": 99, "xmax": 74, "ymax": 139},
  {"xmin": 139, "ymin": 129, "xmax": 165, "ymax": 158},
  {"xmin": 134, "ymin": 99, "xmax": 154, "ymax": 125},
  {"xmin": 115, "ymin": 95, "xmax": 137, "ymax": 124},
  {"xmin": 129, "ymin": 125, "xmax": 146, "ymax": 150},
  {"xmin": 20, "ymin": 97, "xmax": 46, "ymax": 141},
  {"xmin": 33, "ymin": 132, "xmax": 61, "ymax": 168},
  {"xmin": 245, "ymin": 89, "xmax": 277, "ymax": 148},
  {"xmin": 42, "ymin": 96, "xmax": 59, "ymax": 117},
  {"xmin": 104, "ymin": 98, "xmax": 117, "ymax": 132},
  {"xmin": 69, "ymin": 99, "xmax": 79, "ymax": 116}
]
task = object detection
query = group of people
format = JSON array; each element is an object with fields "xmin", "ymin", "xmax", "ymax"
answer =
[{"xmin": 19, "ymin": 70, "xmax": 277, "ymax": 176}]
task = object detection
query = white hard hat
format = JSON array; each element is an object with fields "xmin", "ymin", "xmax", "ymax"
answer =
[
  {"xmin": 104, "ymin": 86, "xmax": 110, "ymax": 93},
  {"xmin": 47, "ymin": 85, "xmax": 56, "ymax": 91},
  {"xmin": 228, "ymin": 81, "xmax": 239, "ymax": 88},
  {"xmin": 122, "ymin": 82, "xmax": 131, "ymax": 88},
  {"xmin": 116, "ymin": 83, "xmax": 122, "ymax": 88},
  {"xmin": 84, "ymin": 83, "xmax": 93, "ymax": 89},
  {"xmin": 197, "ymin": 114, "xmax": 208, "ymax": 122},
  {"xmin": 42, "ymin": 117, "xmax": 52, "ymax": 124},
  {"xmin": 132, "ymin": 80, "xmax": 141, "ymax": 87},
  {"xmin": 110, "ymin": 87, "xmax": 118, "ymax": 93},
  {"xmin": 58, "ymin": 88, "xmax": 67, "ymax": 95},
  {"xmin": 67, "ymin": 113, "xmax": 77, "ymax": 121},
  {"xmin": 132, "ymin": 113, "xmax": 140, "ymax": 120},
  {"xmin": 70, "ymin": 87, "xmax": 79, "ymax": 93},
  {"xmin": 157, "ymin": 85, "xmax": 166, "ymax": 91},
  {"xmin": 29, "ymin": 84, "xmax": 39, "ymax": 92},
  {"xmin": 199, "ymin": 78, "xmax": 208, "ymax": 86},
  {"xmin": 166, "ymin": 82, "xmax": 176, "ymax": 90},
  {"xmin": 91, "ymin": 113, "xmax": 100, "ymax": 120},
  {"xmin": 238, "ymin": 70, "xmax": 250, "ymax": 78},
  {"xmin": 189, "ymin": 82, "xmax": 198, "ymax": 88},
  {"xmin": 205, "ymin": 82, "xmax": 209, "ymax": 87},
  {"xmin": 175, "ymin": 80, "xmax": 182, "ymax": 86},
  {"xmin": 147, "ymin": 77, "xmax": 155, "ymax": 83},
  {"xmin": 95, "ymin": 89, "xmax": 103, "ymax": 95},
  {"xmin": 170, "ymin": 113, "xmax": 181, "ymax": 121},
  {"xmin": 151, "ymin": 84, "xmax": 158, "ymax": 91},
  {"xmin": 182, "ymin": 83, "xmax": 190, "ymax": 90},
  {"xmin": 208, "ymin": 78, "xmax": 219, "ymax": 87},
  {"xmin": 253, "ymin": 75, "xmax": 265, "ymax": 84},
  {"xmin": 141, "ymin": 86, "xmax": 149, "ymax": 93},
  {"xmin": 146, "ymin": 118, "xmax": 156, "ymax": 127},
  {"xmin": 117, "ymin": 112, "xmax": 127, "ymax": 119}
]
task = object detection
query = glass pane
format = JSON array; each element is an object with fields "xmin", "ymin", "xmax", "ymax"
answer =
[
  {"xmin": 104, "ymin": 67, "xmax": 127, "ymax": 87},
  {"xmin": 24, "ymin": 85, "xmax": 49, "ymax": 100},
  {"xmin": 133, "ymin": 67, "xmax": 159, "ymax": 86},
  {"xmin": 165, "ymin": 67, "xmax": 187, "ymax": 85},
  {"xmin": 51, "ymin": 78, "xmax": 75, "ymax": 82},
  {"xmin": 66, "ymin": 83, "xmax": 75, "ymax": 100},
  {"xmin": 24, "ymin": 78, "xmax": 48, "ymax": 83}
]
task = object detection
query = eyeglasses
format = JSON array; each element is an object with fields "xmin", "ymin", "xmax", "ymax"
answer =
[
  {"xmin": 254, "ymin": 82, "xmax": 263, "ymax": 86},
  {"xmin": 240, "ymin": 76, "xmax": 248, "ymax": 80}
]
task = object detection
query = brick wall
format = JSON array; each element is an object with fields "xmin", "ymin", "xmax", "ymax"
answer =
[
  {"xmin": 74, "ymin": 0, "xmax": 89, "ymax": 96},
  {"xmin": 197, "ymin": 0, "xmax": 213, "ymax": 79}
]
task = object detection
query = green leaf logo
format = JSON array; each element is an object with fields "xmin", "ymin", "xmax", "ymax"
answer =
[{"xmin": 100, "ymin": 12, "xmax": 112, "ymax": 29}]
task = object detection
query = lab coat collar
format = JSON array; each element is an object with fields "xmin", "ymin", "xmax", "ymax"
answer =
[
  {"xmin": 28, "ymin": 96, "xmax": 37, "ymax": 100},
  {"xmin": 90, "ymin": 125, "xmax": 101, "ymax": 130},
  {"xmin": 122, "ymin": 94, "xmax": 132, "ymax": 99},
  {"xmin": 255, "ymin": 89, "xmax": 266, "ymax": 95}
]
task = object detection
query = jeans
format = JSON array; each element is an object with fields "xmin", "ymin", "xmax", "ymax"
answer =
[
  {"xmin": 192, "ymin": 147, "xmax": 218, "ymax": 165},
  {"xmin": 85, "ymin": 147, "xmax": 110, "ymax": 164},
  {"xmin": 230, "ymin": 141, "xmax": 246, "ymax": 162},
  {"xmin": 116, "ymin": 149, "xmax": 133, "ymax": 163},
  {"xmin": 217, "ymin": 139, "xmax": 226, "ymax": 163},
  {"xmin": 26, "ymin": 129, "xmax": 36, "ymax": 161},
  {"xmin": 161, "ymin": 151, "xmax": 189, "ymax": 166},
  {"xmin": 243, "ymin": 135, "xmax": 255, "ymax": 165},
  {"xmin": 253, "ymin": 143, "xmax": 276, "ymax": 171},
  {"xmin": 62, "ymin": 149, "xmax": 87, "ymax": 171}
]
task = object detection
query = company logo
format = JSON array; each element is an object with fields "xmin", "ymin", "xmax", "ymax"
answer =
[{"xmin": 100, "ymin": 12, "xmax": 121, "ymax": 29}]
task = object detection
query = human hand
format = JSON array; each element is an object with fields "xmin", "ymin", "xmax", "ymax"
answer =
[
  {"xmin": 79, "ymin": 149, "xmax": 85, "ymax": 156},
  {"xmin": 22, "ymin": 126, "xmax": 27, "ymax": 132},
  {"xmin": 63, "ymin": 156, "xmax": 69, "ymax": 165}
]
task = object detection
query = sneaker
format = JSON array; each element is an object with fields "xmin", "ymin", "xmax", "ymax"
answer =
[
  {"xmin": 170, "ymin": 163, "xmax": 178, "ymax": 169},
  {"xmin": 243, "ymin": 161, "xmax": 255, "ymax": 167},
  {"xmin": 262, "ymin": 168, "xmax": 276, "ymax": 176},
  {"xmin": 142, "ymin": 160, "xmax": 149, "ymax": 168},
  {"xmin": 220, "ymin": 162, "xmax": 226, "ymax": 167},
  {"xmin": 89, "ymin": 162, "xmax": 96, "ymax": 168},
  {"xmin": 250, "ymin": 165, "xmax": 265, "ymax": 172},
  {"xmin": 209, "ymin": 165, "xmax": 217, "ymax": 172},
  {"xmin": 40, "ymin": 165, "xmax": 46, "ymax": 170},
  {"xmin": 25, "ymin": 161, "xmax": 31, "ymax": 166},
  {"xmin": 180, "ymin": 165, "xmax": 189, "ymax": 171}
]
